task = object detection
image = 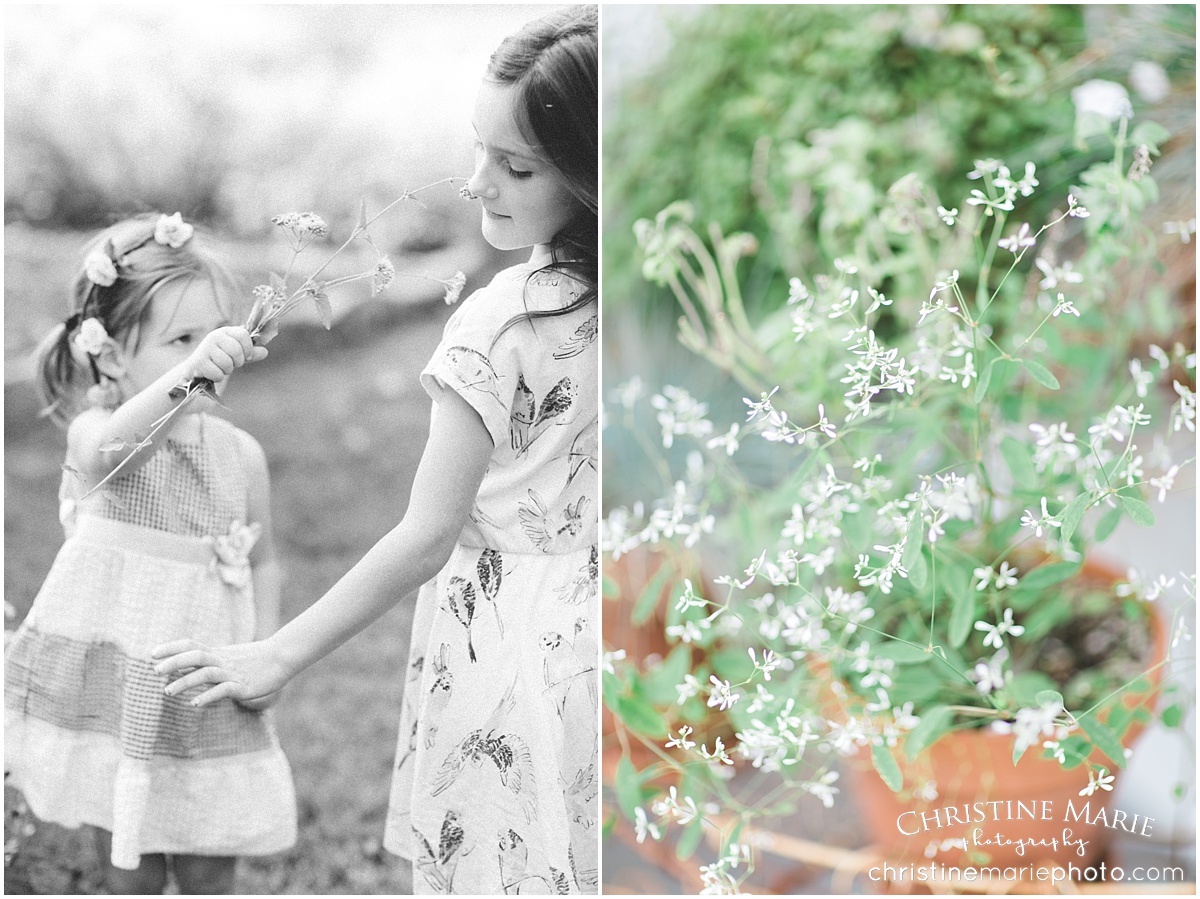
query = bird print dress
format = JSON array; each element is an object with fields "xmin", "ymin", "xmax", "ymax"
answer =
[{"xmin": 384, "ymin": 262, "xmax": 598, "ymax": 895}]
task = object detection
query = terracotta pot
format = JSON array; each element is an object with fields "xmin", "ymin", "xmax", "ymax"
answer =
[{"xmin": 843, "ymin": 557, "xmax": 1167, "ymax": 879}]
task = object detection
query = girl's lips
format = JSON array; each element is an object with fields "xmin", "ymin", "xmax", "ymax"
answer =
[{"xmin": 483, "ymin": 208, "xmax": 511, "ymax": 220}]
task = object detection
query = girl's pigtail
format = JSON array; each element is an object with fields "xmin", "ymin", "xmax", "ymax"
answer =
[{"xmin": 35, "ymin": 320, "xmax": 85, "ymax": 427}]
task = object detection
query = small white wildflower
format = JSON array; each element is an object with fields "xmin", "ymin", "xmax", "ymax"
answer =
[
  {"xmin": 1080, "ymin": 767, "xmax": 1116, "ymax": 797},
  {"xmin": 1067, "ymin": 194, "xmax": 1090, "ymax": 218},
  {"xmin": 372, "ymin": 257, "xmax": 396, "ymax": 296},
  {"xmin": 706, "ymin": 422, "xmax": 741, "ymax": 456},
  {"xmin": 1163, "ymin": 219, "xmax": 1197, "ymax": 243},
  {"xmin": 787, "ymin": 277, "xmax": 811, "ymax": 304},
  {"xmin": 743, "ymin": 387, "xmax": 779, "ymax": 421},
  {"xmin": 442, "ymin": 271, "xmax": 467, "ymax": 305},
  {"xmin": 666, "ymin": 725, "xmax": 696, "ymax": 751},
  {"xmin": 937, "ymin": 205, "xmax": 958, "ymax": 226},
  {"xmin": 1044, "ymin": 740, "xmax": 1067, "ymax": 764},
  {"xmin": 974, "ymin": 608, "xmax": 1025, "ymax": 650},
  {"xmin": 1144, "ymin": 574, "xmax": 1176, "ymax": 602},
  {"xmin": 996, "ymin": 562, "xmax": 1019, "ymax": 589},
  {"xmin": 601, "ymin": 649, "xmax": 626, "ymax": 675},
  {"xmin": 1052, "ymin": 293, "xmax": 1080, "ymax": 318},
  {"xmin": 676, "ymin": 673, "xmax": 703, "ymax": 705},
  {"xmin": 707, "ymin": 675, "xmax": 739, "ymax": 712},
  {"xmin": 998, "ymin": 222, "xmax": 1036, "ymax": 253},
  {"xmin": 1149, "ymin": 464, "xmax": 1180, "ymax": 502},
  {"xmin": 1020, "ymin": 496, "xmax": 1061, "ymax": 538},
  {"xmin": 971, "ymin": 649, "xmax": 1008, "ymax": 695},
  {"xmin": 633, "ymin": 807, "xmax": 661, "ymax": 844},
  {"xmin": 700, "ymin": 736, "xmax": 735, "ymax": 766},
  {"xmin": 666, "ymin": 620, "xmax": 704, "ymax": 644}
]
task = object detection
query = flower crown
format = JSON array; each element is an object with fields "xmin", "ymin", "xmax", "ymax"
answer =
[{"xmin": 70, "ymin": 213, "xmax": 195, "ymax": 356}]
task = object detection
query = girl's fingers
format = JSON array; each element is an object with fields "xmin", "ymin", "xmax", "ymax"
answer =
[
  {"xmin": 249, "ymin": 346, "xmax": 269, "ymax": 363},
  {"xmin": 150, "ymin": 639, "xmax": 205, "ymax": 659},
  {"xmin": 163, "ymin": 665, "xmax": 232, "ymax": 697},
  {"xmin": 153, "ymin": 648, "xmax": 223, "ymax": 676},
  {"xmin": 191, "ymin": 682, "xmax": 243, "ymax": 708}
]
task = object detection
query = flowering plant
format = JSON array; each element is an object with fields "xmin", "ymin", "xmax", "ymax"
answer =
[
  {"xmin": 85, "ymin": 181, "xmax": 468, "ymax": 497},
  {"xmin": 604, "ymin": 108, "xmax": 1194, "ymax": 891}
]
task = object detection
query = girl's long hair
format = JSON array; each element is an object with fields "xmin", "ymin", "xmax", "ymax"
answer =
[
  {"xmin": 486, "ymin": 5, "xmax": 597, "ymax": 343},
  {"xmin": 36, "ymin": 214, "xmax": 238, "ymax": 427}
]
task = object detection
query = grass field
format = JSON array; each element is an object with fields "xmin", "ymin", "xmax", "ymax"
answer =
[{"xmin": 3, "ymin": 225, "xmax": 517, "ymax": 893}]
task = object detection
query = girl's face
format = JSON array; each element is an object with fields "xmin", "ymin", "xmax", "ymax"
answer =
[
  {"xmin": 468, "ymin": 81, "xmax": 580, "ymax": 256},
  {"xmin": 121, "ymin": 277, "xmax": 234, "ymax": 397}
]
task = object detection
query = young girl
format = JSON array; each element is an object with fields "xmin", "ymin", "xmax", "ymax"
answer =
[
  {"xmin": 4, "ymin": 214, "xmax": 297, "ymax": 893},
  {"xmin": 154, "ymin": 6, "xmax": 598, "ymax": 894}
]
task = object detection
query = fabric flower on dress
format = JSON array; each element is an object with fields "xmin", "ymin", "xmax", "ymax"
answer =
[
  {"xmin": 154, "ymin": 212, "xmax": 194, "ymax": 248},
  {"xmin": 205, "ymin": 519, "xmax": 262, "ymax": 592}
]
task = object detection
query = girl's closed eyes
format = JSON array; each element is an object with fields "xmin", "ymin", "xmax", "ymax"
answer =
[{"xmin": 472, "ymin": 138, "xmax": 535, "ymax": 179}]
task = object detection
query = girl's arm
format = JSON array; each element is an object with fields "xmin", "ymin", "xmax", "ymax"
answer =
[
  {"xmin": 152, "ymin": 382, "xmax": 493, "ymax": 705},
  {"xmin": 234, "ymin": 430, "xmax": 284, "ymax": 712},
  {"xmin": 68, "ymin": 327, "xmax": 265, "ymax": 485}
]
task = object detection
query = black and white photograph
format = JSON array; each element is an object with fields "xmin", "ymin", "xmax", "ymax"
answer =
[{"xmin": 4, "ymin": 4, "xmax": 598, "ymax": 894}]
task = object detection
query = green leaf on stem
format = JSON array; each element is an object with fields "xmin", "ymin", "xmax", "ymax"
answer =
[
  {"xmin": 676, "ymin": 817, "xmax": 704, "ymax": 859},
  {"xmin": 1118, "ymin": 494, "xmax": 1155, "ymax": 527},
  {"xmin": 310, "ymin": 290, "xmax": 333, "ymax": 330},
  {"xmin": 1060, "ymin": 493, "xmax": 1089, "ymax": 543},
  {"xmin": 1000, "ymin": 437, "xmax": 1038, "ymax": 490},
  {"xmin": 1021, "ymin": 358, "xmax": 1060, "ymax": 390},
  {"xmin": 1094, "ymin": 503, "xmax": 1122, "ymax": 541},
  {"xmin": 356, "ymin": 197, "xmax": 369, "ymax": 231},
  {"xmin": 615, "ymin": 690, "xmax": 664, "ymax": 737},
  {"xmin": 632, "ymin": 561, "xmax": 673, "ymax": 627},
  {"xmin": 947, "ymin": 566, "xmax": 975, "ymax": 648},
  {"xmin": 1079, "ymin": 715, "xmax": 1127, "ymax": 768},
  {"xmin": 908, "ymin": 547, "xmax": 928, "ymax": 590},
  {"xmin": 615, "ymin": 755, "xmax": 643, "ymax": 819},
  {"xmin": 975, "ymin": 357, "xmax": 1002, "ymax": 403},
  {"xmin": 270, "ymin": 271, "xmax": 287, "ymax": 293},
  {"xmin": 602, "ymin": 574, "xmax": 619, "ymax": 598},
  {"xmin": 902, "ymin": 512, "xmax": 924, "ymax": 572},
  {"xmin": 905, "ymin": 705, "xmax": 953, "ymax": 761},
  {"xmin": 1014, "ymin": 561, "xmax": 1081, "ymax": 594},
  {"xmin": 872, "ymin": 743, "xmax": 903, "ymax": 792}
]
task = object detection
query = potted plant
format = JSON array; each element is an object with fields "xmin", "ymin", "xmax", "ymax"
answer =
[{"xmin": 603, "ymin": 101, "xmax": 1194, "ymax": 894}]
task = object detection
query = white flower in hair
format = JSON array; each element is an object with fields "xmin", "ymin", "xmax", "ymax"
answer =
[
  {"xmin": 155, "ymin": 212, "xmax": 194, "ymax": 248},
  {"xmin": 73, "ymin": 317, "xmax": 110, "ymax": 355},
  {"xmin": 84, "ymin": 252, "xmax": 118, "ymax": 287}
]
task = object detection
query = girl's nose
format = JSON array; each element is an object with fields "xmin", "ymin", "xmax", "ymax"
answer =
[{"xmin": 466, "ymin": 162, "xmax": 499, "ymax": 200}]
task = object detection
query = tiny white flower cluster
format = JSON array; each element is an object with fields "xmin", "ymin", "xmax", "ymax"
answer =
[{"xmin": 652, "ymin": 385, "xmax": 714, "ymax": 449}]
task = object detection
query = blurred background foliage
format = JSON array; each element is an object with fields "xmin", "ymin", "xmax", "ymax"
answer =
[
  {"xmin": 603, "ymin": 4, "xmax": 1195, "ymax": 326},
  {"xmin": 602, "ymin": 4, "xmax": 1195, "ymax": 507}
]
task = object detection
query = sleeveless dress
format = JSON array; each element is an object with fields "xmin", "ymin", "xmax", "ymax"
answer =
[
  {"xmin": 4, "ymin": 414, "xmax": 297, "ymax": 869},
  {"xmin": 384, "ymin": 262, "xmax": 599, "ymax": 895}
]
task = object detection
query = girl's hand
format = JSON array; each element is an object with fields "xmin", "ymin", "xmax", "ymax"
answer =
[
  {"xmin": 186, "ymin": 326, "xmax": 267, "ymax": 383},
  {"xmin": 235, "ymin": 691, "xmax": 282, "ymax": 712},
  {"xmin": 150, "ymin": 637, "xmax": 289, "ymax": 708}
]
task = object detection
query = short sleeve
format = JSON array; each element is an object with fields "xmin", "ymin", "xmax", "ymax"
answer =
[{"xmin": 420, "ymin": 282, "xmax": 524, "ymax": 450}]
